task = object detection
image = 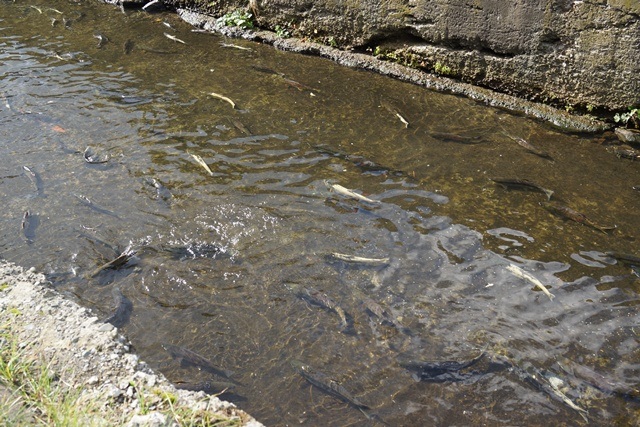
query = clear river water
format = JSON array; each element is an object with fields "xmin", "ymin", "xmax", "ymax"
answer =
[{"xmin": 1, "ymin": 1, "xmax": 639, "ymax": 425}]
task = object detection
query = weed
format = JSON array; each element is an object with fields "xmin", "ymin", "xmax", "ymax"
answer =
[
  {"xmin": 614, "ymin": 107, "xmax": 639, "ymax": 128},
  {"xmin": 216, "ymin": 10, "xmax": 254, "ymax": 29},
  {"xmin": 434, "ymin": 61, "xmax": 452, "ymax": 75},
  {"xmin": 275, "ymin": 24, "xmax": 291, "ymax": 38}
]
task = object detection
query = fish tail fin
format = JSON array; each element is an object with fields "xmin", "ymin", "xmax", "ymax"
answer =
[{"xmin": 545, "ymin": 189, "xmax": 554, "ymax": 200}]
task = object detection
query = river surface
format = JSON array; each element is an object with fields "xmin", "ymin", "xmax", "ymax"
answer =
[{"xmin": 1, "ymin": 1, "xmax": 640, "ymax": 426}]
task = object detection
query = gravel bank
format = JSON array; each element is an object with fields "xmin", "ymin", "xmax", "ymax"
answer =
[{"xmin": 0, "ymin": 260, "xmax": 263, "ymax": 427}]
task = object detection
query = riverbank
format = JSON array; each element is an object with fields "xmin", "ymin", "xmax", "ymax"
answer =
[
  {"xmin": 102, "ymin": 0, "xmax": 613, "ymax": 133},
  {"xmin": 0, "ymin": 261, "xmax": 263, "ymax": 426}
]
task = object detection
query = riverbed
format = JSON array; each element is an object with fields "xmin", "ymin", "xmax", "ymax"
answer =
[{"xmin": 1, "ymin": 1, "xmax": 639, "ymax": 425}]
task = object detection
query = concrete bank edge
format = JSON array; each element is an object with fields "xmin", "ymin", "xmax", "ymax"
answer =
[{"xmin": 0, "ymin": 260, "xmax": 263, "ymax": 427}]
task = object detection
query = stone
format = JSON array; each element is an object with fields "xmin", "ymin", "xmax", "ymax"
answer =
[
  {"xmin": 615, "ymin": 128, "xmax": 640, "ymax": 144},
  {"xmin": 125, "ymin": 412, "xmax": 167, "ymax": 427}
]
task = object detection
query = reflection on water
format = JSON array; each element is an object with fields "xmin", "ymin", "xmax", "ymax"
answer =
[{"xmin": 1, "ymin": 1, "xmax": 639, "ymax": 425}]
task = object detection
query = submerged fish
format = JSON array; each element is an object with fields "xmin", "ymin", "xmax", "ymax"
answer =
[
  {"xmin": 162, "ymin": 243, "xmax": 226, "ymax": 260},
  {"xmin": 174, "ymin": 379, "xmax": 237, "ymax": 395},
  {"xmin": 399, "ymin": 352, "xmax": 485, "ymax": 382},
  {"xmin": 209, "ymin": 92, "xmax": 235, "ymax": 109},
  {"xmin": 605, "ymin": 251, "xmax": 640, "ymax": 267},
  {"xmin": 162, "ymin": 343, "xmax": 239, "ymax": 384},
  {"xmin": 290, "ymin": 360, "xmax": 370, "ymax": 410},
  {"xmin": 229, "ymin": 117, "xmax": 251, "ymax": 135},
  {"xmin": 429, "ymin": 131, "xmax": 483, "ymax": 144},
  {"xmin": 281, "ymin": 77, "xmax": 318, "ymax": 93},
  {"xmin": 506, "ymin": 264, "xmax": 555, "ymax": 301},
  {"xmin": 327, "ymin": 181, "xmax": 379, "ymax": 204},
  {"xmin": 547, "ymin": 375, "xmax": 589, "ymax": 421},
  {"xmin": 143, "ymin": 177, "xmax": 172, "ymax": 201},
  {"xmin": 512, "ymin": 362, "xmax": 589, "ymax": 422},
  {"xmin": 84, "ymin": 146, "xmax": 109, "ymax": 164},
  {"xmin": 220, "ymin": 42, "xmax": 252, "ymax": 51},
  {"xmin": 164, "ymin": 32, "xmax": 186, "ymax": 44},
  {"xmin": 557, "ymin": 358, "xmax": 640, "ymax": 402},
  {"xmin": 21, "ymin": 211, "xmax": 39, "ymax": 243},
  {"xmin": 189, "ymin": 152, "xmax": 214, "ymax": 176},
  {"xmin": 73, "ymin": 193, "xmax": 120, "ymax": 218},
  {"xmin": 508, "ymin": 135, "xmax": 553, "ymax": 160},
  {"xmin": 314, "ymin": 146, "xmax": 396, "ymax": 176},
  {"xmin": 123, "ymin": 39, "xmax": 135, "ymax": 54},
  {"xmin": 543, "ymin": 202, "xmax": 615, "ymax": 234},
  {"xmin": 491, "ymin": 178, "xmax": 554, "ymax": 200},
  {"xmin": 362, "ymin": 296, "xmax": 412, "ymax": 336},
  {"xmin": 93, "ymin": 32, "xmax": 109, "ymax": 49},
  {"xmin": 329, "ymin": 252, "xmax": 390, "ymax": 266},
  {"xmin": 287, "ymin": 283, "xmax": 355, "ymax": 334},
  {"xmin": 103, "ymin": 287, "xmax": 132, "ymax": 328},
  {"xmin": 380, "ymin": 99, "xmax": 409, "ymax": 128},
  {"xmin": 22, "ymin": 166, "xmax": 44, "ymax": 197}
]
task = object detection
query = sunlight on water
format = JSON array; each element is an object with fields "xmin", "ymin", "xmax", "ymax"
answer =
[{"xmin": 1, "ymin": 1, "xmax": 639, "ymax": 425}]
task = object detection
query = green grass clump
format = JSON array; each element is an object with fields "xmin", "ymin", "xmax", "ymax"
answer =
[
  {"xmin": 0, "ymin": 327, "xmax": 113, "ymax": 426},
  {"xmin": 216, "ymin": 10, "xmax": 255, "ymax": 29}
]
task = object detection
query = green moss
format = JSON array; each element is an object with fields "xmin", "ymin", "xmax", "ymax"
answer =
[{"xmin": 434, "ymin": 61, "xmax": 452, "ymax": 75}]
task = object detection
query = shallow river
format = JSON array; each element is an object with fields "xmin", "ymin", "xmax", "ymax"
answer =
[{"xmin": 1, "ymin": 1, "xmax": 639, "ymax": 425}]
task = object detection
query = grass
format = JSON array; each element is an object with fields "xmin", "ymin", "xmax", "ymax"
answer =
[
  {"xmin": 0, "ymin": 324, "xmax": 112, "ymax": 426},
  {"xmin": 0, "ymin": 322, "xmax": 244, "ymax": 426}
]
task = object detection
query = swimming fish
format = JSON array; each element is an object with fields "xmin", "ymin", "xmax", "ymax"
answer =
[
  {"xmin": 84, "ymin": 146, "xmax": 109, "ymax": 164},
  {"xmin": 543, "ymin": 202, "xmax": 615, "ymax": 234},
  {"xmin": 93, "ymin": 33, "xmax": 109, "ymax": 49},
  {"xmin": 73, "ymin": 193, "xmax": 120, "ymax": 218},
  {"xmin": 547, "ymin": 375, "xmax": 589, "ymax": 421},
  {"xmin": 380, "ymin": 99, "xmax": 409, "ymax": 128},
  {"xmin": 189, "ymin": 152, "xmax": 214, "ymax": 176},
  {"xmin": 173, "ymin": 380, "xmax": 237, "ymax": 395},
  {"xmin": 605, "ymin": 251, "xmax": 640, "ymax": 267},
  {"xmin": 220, "ymin": 43, "xmax": 252, "ymax": 51},
  {"xmin": 22, "ymin": 166, "xmax": 44, "ymax": 197},
  {"xmin": 287, "ymin": 283, "xmax": 355, "ymax": 334},
  {"xmin": 164, "ymin": 32, "xmax": 186, "ymax": 44},
  {"xmin": 327, "ymin": 181, "xmax": 379, "ymax": 204},
  {"xmin": 162, "ymin": 343, "xmax": 239, "ymax": 384},
  {"xmin": 103, "ymin": 287, "xmax": 132, "ymax": 328},
  {"xmin": 399, "ymin": 352, "xmax": 485, "ymax": 382},
  {"xmin": 429, "ymin": 131, "xmax": 484, "ymax": 144},
  {"xmin": 362, "ymin": 296, "xmax": 412, "ymax": 336},
  {"xmin": 491, "ymin": 178, "xmax": 554, "ymax": 200},
  {"xmin": 329, "ymin": 252, "xmax": 390, "ymax": 266},
  {"xmin": 209, "ymin": 92, "xmax": 236, "ymax": 109},
  {"xmin": 21, "ymin": 211, "xmax": 39, "ymax": 243},
  {"xmin": 506, "ymin": 264, "xmax": 555, "ymax": 301},
  {"xmin": 290, "ymin": 360, "xmax": 370, "ymax": 410},
  {"xmin": 506, "ymin": 134, "xmax": 553, "ymax": 160}
]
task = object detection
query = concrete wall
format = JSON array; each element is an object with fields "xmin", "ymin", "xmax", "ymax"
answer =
[{"xmin": 125, "ymin": 0, "xmax": 640, "ymax": 114}]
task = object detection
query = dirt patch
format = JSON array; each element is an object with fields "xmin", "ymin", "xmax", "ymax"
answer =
[{"xmin": 0, "ymin": 260, "xmax": 263, "ymax": 426}]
